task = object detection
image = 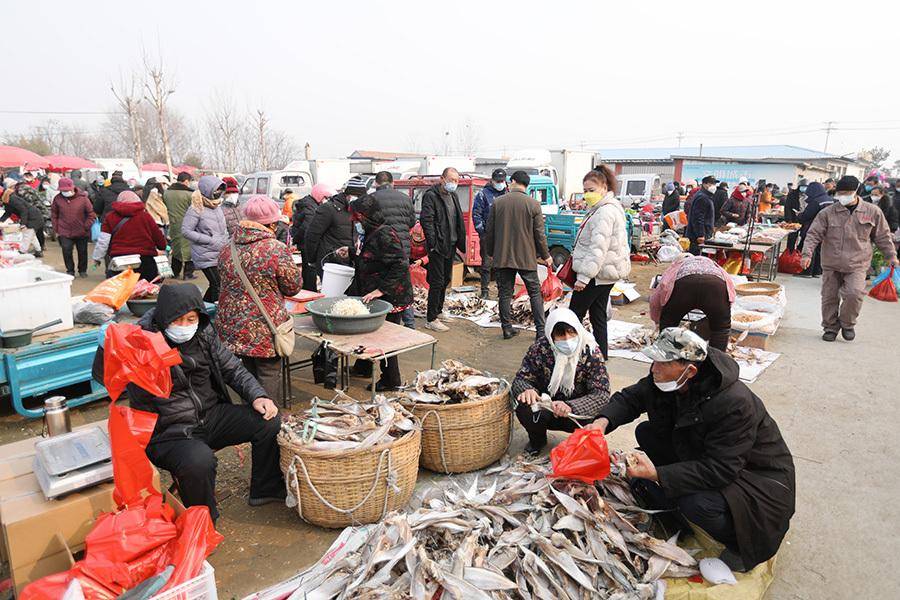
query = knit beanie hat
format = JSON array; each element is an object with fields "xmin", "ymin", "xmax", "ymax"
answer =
[{"xmin": 835, "ymin": 175, "xmax": 860, "ymax": 193}]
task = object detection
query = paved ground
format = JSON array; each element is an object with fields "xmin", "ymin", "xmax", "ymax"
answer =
[{"xmin": 3, "ymin": 241, "xmax": 898, "ymax": 599}]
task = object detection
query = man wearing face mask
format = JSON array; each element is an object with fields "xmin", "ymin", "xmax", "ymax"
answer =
[
  {"xmin": 51, "ymin": 178, "xmax": 96, "ymax": 277},
  {"xmin": 164, "ymin": 171, "xmax": 197, "ymax": 280},
  {"xmin": 801, "ymin": 175, "xmax": 898, "ymax": 342},
  {"xmin": 684, "ymin": 175, "xmax": 718, "ymax": 254},
  {"xmin": 783, "ymin": 178, "xmax": 806, "ymax": 251},
  {"xmin": 420, "ymin": 167, "xmax": 466, "ymax": 331},
  {"xmin": 587, "ymin": 327, "xmax": 796, "ymax": 573},
  {"xmin": 92, "ymin": 283, "xmax": 284, "ymax": 522},
  {"xmin": 472, "ymin": 168, "xmax": 508, "ymax": 298},
  {"xmin": 858, "ymin": 175, "xmax": 879, "ymax": 203}
]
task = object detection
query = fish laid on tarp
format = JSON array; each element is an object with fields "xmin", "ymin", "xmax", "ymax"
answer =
[{"xmin": 267, "ymin": 456, "xmax": 697, "ymax": 599}]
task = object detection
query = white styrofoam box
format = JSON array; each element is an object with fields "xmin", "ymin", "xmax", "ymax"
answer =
[
  {"xmin": 152, "ymin": 562, "xmax": 217, "ymax": 600},
  {"xmin": 0, "ymin": 268, "xmax": 74, "ymax": 335}
]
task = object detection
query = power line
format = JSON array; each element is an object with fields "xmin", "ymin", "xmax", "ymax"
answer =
[{"xmin": 0, "ymin": 110, "xmax": 123, "ymax": 115}]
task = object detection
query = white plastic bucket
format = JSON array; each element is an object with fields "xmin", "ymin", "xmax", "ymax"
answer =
[{"xmin": 321, "ymin": 263, "xmax": 355, "ymax": 297}]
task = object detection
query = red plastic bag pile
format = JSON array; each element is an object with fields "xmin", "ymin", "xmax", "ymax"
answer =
[
  {"xmin": 21, "ymin": 325, "xmax": 222, "ymax": 600},
  {"xmin": 540, "ymin": 271, "xmax": 565, "ymax": 302},
  {"xmin": 868, "ymin": 265, "xmax": 898, "ymax": 302},
  {"xmin": 777, "ymin": 249, "xmax": 803, "ymax": 274},
  {"xmin": 550, "ymin": 428, "xmax": 611, "ymax": 483}
]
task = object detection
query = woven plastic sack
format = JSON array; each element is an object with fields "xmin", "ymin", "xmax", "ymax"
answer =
[
  {"xmin": 868, "ymin": 265, "xmax": 898, "ymax": 302},
  {"xmin": 550, "ymin": 428, "xmax": 610, "ymax": 483},
  {"xmin": 84, "ymin": 268, "xmax": 140, "ymax": 309}
]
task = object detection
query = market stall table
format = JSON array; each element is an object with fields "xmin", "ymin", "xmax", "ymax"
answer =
[
  {"xmin": 699, "ymin": 237, "xmax": 785, "ymax": 282},
  {"xmin": 293, "ymin": 317, "xmax": 437, "ymax": 398}
]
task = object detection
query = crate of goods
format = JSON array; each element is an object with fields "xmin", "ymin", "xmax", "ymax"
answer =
[
  {"xmin": 0, "ymin": 268, "xmax": 73, "ymax": 335},
  {"xmin": 277, "ymin": 398, "xmax": 421, "ymax": 528},
  {"xmin": 401, "ymin": 361, "xmax": 512, "ymax": 474},
  {"xmin": 152, "ymin": 561, "xmax": 217, "ymax": 600}
]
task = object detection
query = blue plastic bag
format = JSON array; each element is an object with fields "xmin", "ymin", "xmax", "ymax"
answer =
[
  {"xmin": 90, "ymin": 218, "xmax": 101, "ymax": 242},
  {"xmin": 871, "ymin": 265, "xmax": 900, "ymax": 290}
]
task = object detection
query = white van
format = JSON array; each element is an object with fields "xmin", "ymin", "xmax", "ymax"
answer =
[
  {"xmin": 238, "ymin": 169, "xmax": 312, "ymax": 207},
  {"xmin": 617, "ymin": 173, "xmax": 662, "ymax": 207}
]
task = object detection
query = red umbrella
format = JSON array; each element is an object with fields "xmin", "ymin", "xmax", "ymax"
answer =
[
  {"xmin": 141, "ymin": 162, "xmax": 170, "ymax": 172},
  {"xmin": 0, "ymin": 146, "xmax": 50, "ymax": 169},
  {"xmin": 43, "ymin": 155, "xmax": 99, "ymax": 171}
]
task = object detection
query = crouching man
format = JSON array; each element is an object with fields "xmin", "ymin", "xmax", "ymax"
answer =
[
  {"xmin": 93, "ymin": 283, "xmax": 285, "ymax": 521},
  {"xmin": 586, "ymin": 328, "xmax": 795, "ymax": 572}
]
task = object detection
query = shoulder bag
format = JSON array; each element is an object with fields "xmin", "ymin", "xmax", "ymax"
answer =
[
  {"xmin": 229, "ymin": 240, "xmax": 295, "ymax": 357},
  {"xmin": 556, "ymin": 208, "xmax": 599, "ymax": 287}
]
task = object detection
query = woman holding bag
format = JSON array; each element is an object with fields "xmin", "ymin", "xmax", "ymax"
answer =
[
  {"xmin": 216, "ymin": 196, "xmax": 302, "ymax": 400},
  {"xmin": 566, "ymin": 166, "xmax": 631, "ymax": 359}
]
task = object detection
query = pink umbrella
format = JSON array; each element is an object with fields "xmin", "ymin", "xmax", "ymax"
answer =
[
  {"xmin": 43, "ymin": 155, "xmax": 99, "ymax": 172},
  {"xmin": 0, "ymin": 146, "xmax": 50, "ymax": 169},
  {"xmin": 141, "ymin": 162, "xmax": 170, "ymax": 172}
]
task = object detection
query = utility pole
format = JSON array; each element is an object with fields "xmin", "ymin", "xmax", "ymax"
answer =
[
  {"xmin": 823, "ymin": 121, "xmax": 835, "ymax": 153},
  {"xmin": 676, "ymin": 131, "xmax": 684, "ymax": 147}
]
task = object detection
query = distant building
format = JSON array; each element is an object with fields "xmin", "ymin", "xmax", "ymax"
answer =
[
  {"xmin": 347, "ymin": 150, "xmax": 425, "ymax": 161},
  {"xmin": 594, "ymin": 145, "xmax": 865, "ymax": 186}
]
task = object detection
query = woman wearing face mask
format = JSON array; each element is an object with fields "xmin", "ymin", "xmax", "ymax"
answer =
[
  {"xmin": 216, "ymin": 195, "xmax": 302, "ymax": 400},
  {"xmin": 142, "ymin": 178, "xmax": 169, "ymax": 237},
  {"xmin": 512, "ymin": 308, "xmax": 611, "ymax": 455},
  {"xmin": 92, "ymin": 190, "xmax": 167, "ymax": 280},
  {"xmin": 334, "ymin": 195, "xmax": 413, "ymax": 391},
  {"xmin": 220, "ymin": 177, "xmax": 242, "ymax": 236},
  {"xmin": 51, "ymin": 177, "xmax": 96, "ymax": 277},
  {"xmin": 182, "ymin": 176, "xmax": 229, "ymax": 303},
  {"xmin": 871, "ymin": 186, "xmax": 899, "ymax": 234},
  {"xmin": 568, "ymin": 166, "xmax": 631, "ymax": 359}
]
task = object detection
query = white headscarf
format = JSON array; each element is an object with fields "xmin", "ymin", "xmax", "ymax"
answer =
[{"xmin": 544, "ymin": 308, "xmax": 598, "ymax": 397}]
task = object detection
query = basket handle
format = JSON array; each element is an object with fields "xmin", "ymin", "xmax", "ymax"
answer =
[{"xmin": 418, "ymin": 410, "xmax": 450, "ymax": 475}]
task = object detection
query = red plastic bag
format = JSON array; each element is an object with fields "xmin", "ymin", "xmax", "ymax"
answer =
[
  {"xmin": 409, "ymin": 263, "xmax": 429, "ymax": 289},
  {"xmin": 550, "ymin": 428, "xmax": 611, "ymax": 483},
  {"xmin": 541, "ymin": 271, "xmax": 564, "ymax": 302},
  {"xmin": 85, "ymin": 268, "xmax": 140, "ymax": 309},
  {"xmin": 868, "ymin": 265, "xmax": 898, "ymax": 302},
  {"xmin": 103, "ymin": 324, "xmax": 182, "ymax": 402},
  {"xmin": 777, "ymin": 249, "xmax": 803, "ymax": 274}
]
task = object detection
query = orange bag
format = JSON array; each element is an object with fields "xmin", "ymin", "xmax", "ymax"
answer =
[
  {"xmin": 868, "ymin": 265, "xmax": 898, "ymax": 302},
  {"xmin": 541, "ymin": 271, "xmax": 564, "ymax": 302},
  {"xmin": 85, "ymin": 268, "xmax": 140, "ymax": 309},
  {"xmin": 550, "ymin": 428, "xmax": 611, "ymax": 483},
  {"xmin": 103, "ymin": 324, "xmax": 182, "ymax": 404},
  {"xmin": 409, "ymin": 263, "xmax": 429, "ymax": 289},
  {"xmin": 777, "ymin": 249, "xmax": 803, "ymax": 274}
]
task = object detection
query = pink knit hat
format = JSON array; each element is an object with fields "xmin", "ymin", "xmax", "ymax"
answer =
[
  {"xmin": 242, "ymin": 195, "xmax": 281, "ymax": 224},
  {"xmin": 311, "ymin": 183, "xmax": 336, "ymax": 203}
]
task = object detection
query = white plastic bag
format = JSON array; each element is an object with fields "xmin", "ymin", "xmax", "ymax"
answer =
[
  {"xmin": 657, "ymin": 245, "xmax": 682, "ymax": 262},
  {"xmin": 731, "ymin": 309, "xmax": 779, "ymax": 333}
]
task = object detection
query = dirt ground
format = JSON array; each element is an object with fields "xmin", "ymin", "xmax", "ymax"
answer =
[{"xmin": 2, "ymin": 242, "xmax": 898, "ymax": 599}]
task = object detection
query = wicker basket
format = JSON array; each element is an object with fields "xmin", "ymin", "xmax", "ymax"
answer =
[
  {"xmin": 735, "ymin": 282, "xmax": 783, "ymax": 297},
  {"xmin": 404, "ymin": 383, "xmax": 512, "ymax": 474},
  {"xmin": 278, "ymin": 428, "xmax": 421, "ymax": 528}
]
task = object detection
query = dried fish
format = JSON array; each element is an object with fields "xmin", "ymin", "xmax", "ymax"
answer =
[
  {"xmin": 276, "ymin": 456, "xmax": 696, "ymax": 599},
  {"xmin": 445, "ymin": 293, "xmax": 490, "ymax": 317},
  {"xmin": 609, "ymin": 326, "xmax": 658, "ymax": 351},
  {"xmin": 404, "ymin": 360, "xmax": 502, "ymax": 404}
]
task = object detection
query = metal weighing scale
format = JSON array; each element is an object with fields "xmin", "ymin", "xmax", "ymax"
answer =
[{"xmin": 32, "ymin": 427, "xmax": 114, "ymax": 499}]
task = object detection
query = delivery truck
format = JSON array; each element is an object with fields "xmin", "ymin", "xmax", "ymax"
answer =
[{"xmin": 506, "ymin": 149, "xmax": 596, "ymax": 205}]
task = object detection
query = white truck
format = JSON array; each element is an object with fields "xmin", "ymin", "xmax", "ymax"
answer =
[
  {"xmin": 350, "ymin": 156, "xmax": 476, "ymax": 180},
  {"xmin": 239, "ymin": 159, "xmax": 352, "ymax": 207},
  {"xmin": 505, "ymin": 149, "xmax": 596, "ymax": 206},
  {"xmin": 85, "ymin": 158, "xmax": 142, "ymax": 183},
  {"xmin": 616, "ymin": 173, "xmax": 662, "ymax": 207}
]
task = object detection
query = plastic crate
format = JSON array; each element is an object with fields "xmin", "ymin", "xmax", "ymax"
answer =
[
  {"xmin": 0, "ymin": 267, "xmax": 73, "ymax": 335},
  {"xmin": 152, "ymin": 562, "xmax": 217, "ymax": 600}
]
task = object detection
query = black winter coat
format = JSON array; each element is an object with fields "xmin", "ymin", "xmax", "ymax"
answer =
[
  {"xmin": 783, "ymin": 188, "xmax": 801, "ymax": 223},
  {"xmin": 420, "ymin": 185, "xmax": 466, "ymax": 258},
  {"xmin": 878, "ymin": 199, "xmax": 899, "ymax": 232},
  {"xmin": 290, "ymin": 195, "xmax": 319, "ymax": 249},
  {"xmin": 712, "ymin": 188, "xmax": 728, "ymax": 222},
  {"xmin": 371, "ymin": 186, "xmax": 416, "ymax": 258},
  {"xmin": 92, "ymin": 284, "xmax": 266, "ymax": 443},
  {"xmin": 94, "ymin": 176, "xmax": 131, "ymax": 221},
  {"xmin": 303, "ymin": 193, "xmax": 352, "ymax": 267},
  {"xmin": 599, "ymin": 348, "xmax": 795, "ymax": 568},
  {"xmin": 1, "ymin": 194, "xmax": 44, "ymax": 229},
  {"xmin": 352, "ymin": 224, "xmax": 413, "ymax": 309},
  {"xmin": 661, "ymin": 191, "xmax": 681, "ymax": 216},
  {"xmin": 684, "ymin": 189, "xmax": 716, "ymax": 241}
]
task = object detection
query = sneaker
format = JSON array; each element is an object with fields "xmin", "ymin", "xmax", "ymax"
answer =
[
  {"xmin": 719, "ymin": 548, "xmax": 749, "ymax": 573},
  {"xmin": 822, "ymin": 331, "xmax": 838, "ymax": 342},
  {"xmin": 437, "ymin": 311, "xmax": 451, "ymax": 322},
  {"xmin": 841, "ymin": 328, "xmax": 855, "ymax": 341},
  {"xmin": 502, "ymin": 328, "xmax": 519, "ymax": 340},
  {"xmin": 425, "ymin": 320, "xmax": 449, "ymax": 332}
]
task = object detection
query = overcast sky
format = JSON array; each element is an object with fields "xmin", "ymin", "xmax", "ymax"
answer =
[{"xmin": 3, "ymin": 0, "xmax": 899, "ymax": 164}]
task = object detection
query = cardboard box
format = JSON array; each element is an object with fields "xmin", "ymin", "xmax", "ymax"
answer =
[{"xmin": 451, "ymin": 261, "xmax": 465, "ymax": 288}]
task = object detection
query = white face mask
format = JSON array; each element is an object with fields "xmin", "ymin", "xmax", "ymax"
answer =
[
  {"xmin": 653, "ymin": 364, "xmax": 691, "ymax": 393},
  {"xmin": 444, "ymin": 181, "xmax": 458, "ymax": 193},
  {"xmin": 706, "ymin": 184, "xmax": 717, "ymax": 193},
  {"xmin": 492, "ymin": 181, "xmax": 506, "ymax": 192},
  {"xmin": 61, "ymin": 191, "xmax": 75, "ymax": 198},
  {"xmin": 836, "ymin": 193, "xmax": 856, "ymax": 206},
  {"xmin": 223, "ymin": 192, "xmax": 238, "ymax": 205},
  {"xmin": 165, "ymin": 322, "xmax": 198, "ymax": 344},
  {"xmin": 553, "ymin": 337, "xmax": 579, "ymax": 355}
]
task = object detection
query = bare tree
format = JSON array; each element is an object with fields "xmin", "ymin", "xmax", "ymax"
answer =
[
  {"xmin": 455, "ymin": 118, "xmax": 481, "ymax": 156},
  {"xmin": 110, "ymin": 72, "xmax": 145, "ymax": 174},
  {"xmin": 204, "ymin": 91, "xmax": 242, "ymax": 171},
  {"xmin": 252, "ymin": 108, "xmax": 270, "ymax": 170},
  {"xmin": 142, "ymin": 48, "xmax": 176, "ymax": 178}
]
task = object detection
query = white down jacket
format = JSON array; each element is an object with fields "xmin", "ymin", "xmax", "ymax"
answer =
[{"xmin": 571, "ymin": 192, "xmax": 631, "ymax": 285}]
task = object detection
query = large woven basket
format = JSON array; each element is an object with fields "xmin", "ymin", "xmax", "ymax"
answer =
[
  {"xmin": 735, "ymin": 282, "xmax": 782, "ymax": 297},
  {"xmin": 278, "ymin": 428, "xmax": 421, "ymax": 528},
  {"xmin": 404, "ymin": 383, "xmax": 511, "ymax": 474}
]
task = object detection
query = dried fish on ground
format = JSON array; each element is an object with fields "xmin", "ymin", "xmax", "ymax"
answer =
[
  {"xmin": 490, "ymin": 295, "xmax": 567, "ymax": 328},
  {"xmin": 278, "ymin": 392, "xmax": 417, "ymax": 451},
  {"xmin": 405, "ymin": 359, "xmax": 502, "ymax": 404},
  {"xmin": 412, "ymin": 287, "xmax": 428, "ymax": 317},
  {"xmin": 609, "ymin": 326, "xmax": 658, "ymax": 351},
  {"xmin": 281, "ymin": 456, "xmax": 697, "ymax": 599},
  {"xmin": 445, "ymin": 293, "xmax": 489, "ymax": 317}
]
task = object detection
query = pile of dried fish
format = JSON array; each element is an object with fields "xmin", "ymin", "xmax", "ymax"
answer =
[
  {"xmin": 609, "ymin": 326, "xmax": 658, "ymax": 351},
  {"xmin": 279, "ymin": 393, "xmax": 418, "ymax": 451},
  {"xmin": 727, "ymin": 342, "xmax": 771, "ymax": 365},
  {"xmin": 413, "ymin": 287, "xmax": 428, "ymax": 318},
  {"xmin": 446, "ymin": 294, "xmax": 489, "ymax": 317},
  {"xmin": 490, "ymin": 296, "xmax": 534, "ymax": 326},
  {"xmin": 406, "ymin": 359, "xmax": 502, "ymax": 404},
  {"xmin": 281, "ymin": 456, "xmax": 698, "ymax": 599}
]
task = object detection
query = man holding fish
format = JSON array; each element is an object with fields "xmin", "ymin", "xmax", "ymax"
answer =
[{"xmin": 587, "ymin": 327, "xmax": 796, "ymax": 572}]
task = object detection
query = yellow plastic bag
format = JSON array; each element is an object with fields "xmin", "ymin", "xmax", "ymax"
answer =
[{"xmin": 85, "ymin": 268, "xmax": 140, "ymax": 309}]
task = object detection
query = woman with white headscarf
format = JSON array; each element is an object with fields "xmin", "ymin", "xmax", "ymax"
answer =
[{"xmin": 512, "ymin": 307, "xmax": 611, "ymax": 455}]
